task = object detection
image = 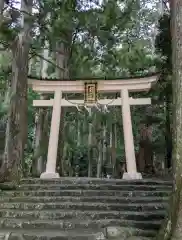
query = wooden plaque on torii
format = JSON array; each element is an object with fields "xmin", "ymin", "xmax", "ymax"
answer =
[{"xmin": 84, "ymin": 82, "xmax": 97, "ymax": 104}]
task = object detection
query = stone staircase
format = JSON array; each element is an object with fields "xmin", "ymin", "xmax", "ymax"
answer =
[{"xmin": 0, "ymin": 178, "xmax": 172, "ymax": 240}]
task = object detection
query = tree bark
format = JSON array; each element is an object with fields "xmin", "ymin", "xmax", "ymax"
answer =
[
  {"xmin": 77, "ymin": 119, "xmax": 81, "ymax": 146},
  {"xmin": 0, "ymin": 0, "xmax": 4, "ymax": 18},
  {"xmin": 88, "ymin": 109, "xmax": 93, "ymax": 177},
  {"xmin": 56, "ymin": 42, "xmax": 68, "ymax": 176},
  {"xmin": 31, "ymin": 45, "xmax": 49, "ymax": 177},
  {"xmin": 31, "ymin": 105, "xmax": 49, "ymax": 177},
  {"xmin": 110, "ymin": 123, "xmax": 117, "ymax": 177},
  {"xmin": 0, "ymin": 0, "xmax": 33, "ymax": 182},
  {"xmin": 97, "ymin": 140, "xmax": 102, "ymax": 178},
  {"xmin": 102, "ymin": 122, "xmax": 107, "ymax": 169},
  {"xmin": 137, "ymin": 124, "xmax": 153, "ymax": 173},
  {"xmin": 156, "ymin": 0, "xmax": 182, "ymax": 239},
  {"xmin": 165, "ymin": 93, "xmax": 172, "ymax": 169}
]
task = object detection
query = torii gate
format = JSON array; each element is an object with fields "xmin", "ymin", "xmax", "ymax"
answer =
[{"xmin": 28, "ymin": 74, "xmax": 158, "ymax": 180}]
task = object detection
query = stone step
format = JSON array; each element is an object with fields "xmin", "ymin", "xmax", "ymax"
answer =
[
  {"xmin": 20, "ymin": 177, "xmax": 172, "ymax": 186},
  {"xmin": 0, "ymin": 230, "xmax": 106, "ymax": 240},
  {"xmin": 16, "ymin": 183, "xmax": 172, "ymax": 191},
  {"xmin": 0, "ymin": 218, "xmax": 162, "ymax": 231},
  {"xmin": 0, "ymin": 189, "xmax": 171, "ymax": 197},
  {"xmin": 0, "ymin": 209, "xmax": 167, "ymax": 221},
  {"xmin": 0, "ymin": 228, "xmax": 156, "ymax": 239},
  {"xmin": 0, "ymin": 202, "xmax": 168, "ymax": 211},
  {"xmin": 0, "ymin": 196, "xmax": 169, "ymax": 203}
]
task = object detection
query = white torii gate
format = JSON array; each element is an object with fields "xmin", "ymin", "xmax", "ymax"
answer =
[{"xmin": 28, "ymin": 74, "xmax": 158, "ymax": 180}]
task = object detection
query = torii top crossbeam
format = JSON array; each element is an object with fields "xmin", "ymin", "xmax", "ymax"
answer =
[{"xmin": 28, "ymin": 74, "xmax": 158, "ymax": 93}]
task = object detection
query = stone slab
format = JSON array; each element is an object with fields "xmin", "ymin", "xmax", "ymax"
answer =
[
  {"xmin": 21, "ymin": 177, "xmax": 172, "ymax": 185},
  {"xmin": 0, "ymin": 201, "xmax": 168, "ymax": 212},
  {"xmin": 0, "ymin": 209, "xmax": 167, "ymax": 221},
  {"xmin": 123, "ymin": 172, "xmax": 142, "ymax": 180},
  {"xmin": 1, "ymin": 189, "xmax": 172, "ymax": 198},
  {"xmin": 40, "ymin": 172, "xmax": 60, "ymax": 179},
  {"xmin": 16, "ymin": 184, "xmax": 172, "ymax": 191}
]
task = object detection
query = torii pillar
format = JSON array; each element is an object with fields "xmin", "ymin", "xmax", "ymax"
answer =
[
  {"xmin": 121, "ymin": 89, "xmax": 142, "ymax": 180},
  {"xmin": 40, "ymin": 90, "xmax": 62, "ymax": 179}
]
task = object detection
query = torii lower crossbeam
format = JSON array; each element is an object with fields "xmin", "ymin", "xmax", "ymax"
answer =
[{"xmin": 33, "ymin": 97, "xmax": 151, "ymax": 107}]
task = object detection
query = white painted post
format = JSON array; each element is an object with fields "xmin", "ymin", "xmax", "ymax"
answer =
[
  {"xmin": 40, "ymin": 90, "xmax": 62, "ymax": 179},
  {"xmin": 121, "ymin": 89, "xmax": 142, "ymax": 180}
]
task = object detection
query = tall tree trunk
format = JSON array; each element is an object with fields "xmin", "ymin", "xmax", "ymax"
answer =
[
  {"xmin": 31, "ymin": 103, "xmax": 49, "ymax": 176},
  {"xmin": 109, "ymin": 127, "xmax": 112, "ymax": 166},
  {"xmin": 31, "ymin": 45, "xmax": 49, "ymax": 177},
  {"xmin": 0, "ymin": 0, "xmax": 33, "ymax": 182},
  {"xmin": 0, "ymin": 0, "xmax": 4, "ymax": 27},
  {"xmin": 88, "ymin": 109, "xmax": 93, "ymax": 177},
  {"xmin": 56, "ymin": 42, "xmax": 69, "ymax": 176},
  {"xmin": 0, "ymin": 122, "xmax": 5, "ymax": 168},
  {"xmin": 0, "ymin": 0, "xmax": 4, "ymax": 19},
  {"xmin": 96, "ymin": 118, "xmax": 107, "ymax": 178},
  {"xmin": 77, "ymin": 119, "xmax": 81, "ymax": 146},
  {"xmin": 165, "ymin": 92, "xmax": 172, "ymax": 169},
  {"xmin": 137, "ymin": 124, "xmax": 153, "ymax": 173},
  {"xmin": 28, "ymin": 57, "xmax": 33, "ymax": 75},
  {"xmin": 110, "ymin": 123, "xmax": 117, "ymax": 177},
  {"xmin": 156, "ymin": 0, "xmax": 182, "ymax": 239},
  {"xmin": 97, "ymin": 139, "xmax": 102, "ymax": 178},
  {"xmin": 102, "ymin": 122, "xmax": 107, "ymax": 167},
  {"xmin": 56, "ymin": 42, "xmax": 65, "ymax": 175}
]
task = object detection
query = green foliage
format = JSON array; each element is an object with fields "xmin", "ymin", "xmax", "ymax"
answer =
[
  {"xmin": 155, "ymin": 13, "xmax": 172, "ymax": 99},
  {"xmin": 155, "ymin": 14, "xmax": 171, "ymax": 71},
  {"xmin": 154, "ymin": 11, "xmax": 172, "ymax": 166}
]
